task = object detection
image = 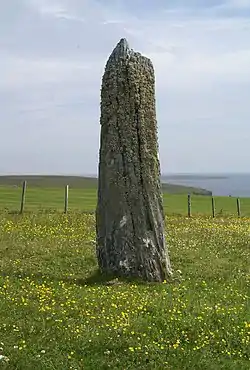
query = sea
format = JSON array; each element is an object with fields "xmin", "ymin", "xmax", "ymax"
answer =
[{"xmin": 162, "ymin": 174, "xmax": 250, "ymax": 198}]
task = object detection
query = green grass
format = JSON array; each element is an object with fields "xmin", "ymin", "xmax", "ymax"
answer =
[
  {"xmin": 0, "ymin": 185, "xmax": 250, "ymax": 217},
  {"xmin": 0, "ymin": 213, "xmax": 249, "ymax": 369}
]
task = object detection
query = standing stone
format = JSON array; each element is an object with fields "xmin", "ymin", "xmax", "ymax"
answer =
[{"xmin": 96, "ymin": 38, "xmax": 172, "ymax": 282}]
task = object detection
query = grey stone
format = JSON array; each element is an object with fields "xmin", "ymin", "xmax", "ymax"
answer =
[{"xmin": 96, "ymin": 38, "xmax": 172, "ymax": 282}]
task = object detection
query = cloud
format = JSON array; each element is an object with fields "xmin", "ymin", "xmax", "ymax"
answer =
[
  {"xmin": 1, "ymin": 0, "xmax": 250, "ymax": 174},
  {"xmin": 226, "ymin": 0, "xmax": 250, "ymax": 9},
  {"xmin": 26, "ymin": 0, "xmax": 132, "ymax": 23},
  {"xmin": 28, "ymin": 0, "xmax": 68, "ymax": 17},
  {"xmin": 0, "ymin": 55, "xmax": 92, "ymax": 89}
]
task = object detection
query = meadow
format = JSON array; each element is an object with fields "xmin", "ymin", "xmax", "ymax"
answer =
[
  {"xmin": 0, "ymin": 211, "xmax": 249, "ymax": 369},
  {"xmin": 1, "ymin": 185, "xmax": 250, "ymax": 217}
]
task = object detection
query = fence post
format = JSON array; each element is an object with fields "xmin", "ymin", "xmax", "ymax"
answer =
[
  {"xmin": 20, "ymin": 180, "xmax": 27, "ymax": 214},
  {"xmin": 211, "ymin": 197, "xmax": 215, "ymax": 218},
  {"xmin": 64, "ymin": 185, "xmax": 69, "ymax": 214},
  {"xmin": 187, "ymin": 194, "xmax": 191, "ymax": 217},
  {"xmin": 236, "ymin": 198, "xmax": 241, "ymax": 217}
]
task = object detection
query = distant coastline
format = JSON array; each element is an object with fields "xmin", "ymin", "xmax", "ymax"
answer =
[
  {"xmin": 161, "ymin": 173, "xmax": 250, "ymax": 197},
  {"xmin": 162, "ymin": 174, "xmax": 228, "ymax": 181},
  {"xmin": 0, "ymin": 174, "xmax": 211, "ymax": 196},
  {"xmin": 1, "ymin": 173, "xmax": 250, "ymax": 197}
]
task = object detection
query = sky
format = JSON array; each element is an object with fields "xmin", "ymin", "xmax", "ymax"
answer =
[{"xmin": 1, "ymin": 0, "xmax": 250, "ymax": 175}]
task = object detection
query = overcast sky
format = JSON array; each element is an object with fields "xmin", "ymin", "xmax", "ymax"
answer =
[{"xmin": 1, "ymin": 0, "xmax": 250, "ymax": 175}]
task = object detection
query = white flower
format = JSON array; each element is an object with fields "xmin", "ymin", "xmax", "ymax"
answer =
[
  {"xmin": 0, "ymin": 355, "xmax": 9, "ymax": 362},
  {"xmin": 41, "ymin": 350, "xmax": 46, "ymax": 354}
]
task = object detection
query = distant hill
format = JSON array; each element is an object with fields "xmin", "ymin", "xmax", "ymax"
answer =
[
  {"xmin": 161, "ymin": 183, "xmax": 212, "ymax": 195},
  {"xmin": 0, "ymin": 175, "xmax": 212, "ymax": 195}
]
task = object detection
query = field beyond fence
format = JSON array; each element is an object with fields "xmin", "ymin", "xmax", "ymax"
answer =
[{"xmin": 1, "ymin": 181, "xmax": 250, "ymax": 217}]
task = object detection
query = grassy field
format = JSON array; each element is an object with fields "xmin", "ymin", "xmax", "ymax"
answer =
[
  {"xmin": 2, "ymin": 175, "xmax": 250, "ymax": 217},
  {"xmin": 1, "ymin": 185, "xmax": 250, "ymax": 217},
  {"xmin": 0, "ymin": 212, "xmax": 249, "ymax": 369}
]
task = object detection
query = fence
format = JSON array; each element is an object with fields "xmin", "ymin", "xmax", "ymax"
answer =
[{"xmin": 0, "ymin": 181, "xmax": 249, "ymax": 217}]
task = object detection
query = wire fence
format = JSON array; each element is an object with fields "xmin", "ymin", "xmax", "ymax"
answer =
[{"xmin": 0, "ymin": 181, "xmax": 250, "ymax": 217}]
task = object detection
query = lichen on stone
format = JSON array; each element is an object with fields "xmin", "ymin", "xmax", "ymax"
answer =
[{"xmin": 96, "ymin": 38, "xmax": 172, "ymax": 282}]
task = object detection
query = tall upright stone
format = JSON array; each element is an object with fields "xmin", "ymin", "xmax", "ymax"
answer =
[{"xmin": 96, "ymin": 38, "xmax": 172, "ymax": 282}]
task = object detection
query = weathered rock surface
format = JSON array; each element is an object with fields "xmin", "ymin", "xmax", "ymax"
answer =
[{"xmin": 96, "ymin": 38, "xmax": 172, "ymax": 282}]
